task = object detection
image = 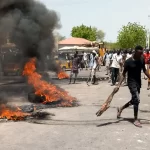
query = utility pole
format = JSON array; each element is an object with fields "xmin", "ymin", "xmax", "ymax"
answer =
[
  {"xmin": 146, "ymin": 29, "xmax": 149, "ymax": 49},
  {"xmin": 146, "ymin": 15, "xmax": 150, "ymax": 49}
]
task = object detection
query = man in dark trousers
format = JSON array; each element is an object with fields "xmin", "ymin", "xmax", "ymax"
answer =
[
  {"xmin": 115, "ymin": 45, "xmax": 150, "ymax": 127},
  {"xmin": 69, "ymin": 53, "xmax": 80, "ymax": 84}
]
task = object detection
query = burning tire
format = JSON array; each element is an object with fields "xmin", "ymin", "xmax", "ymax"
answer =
[
  {"xmin": 28, "ymin": 92, "xmax": 45, "ymax": 103},
  {"xmin": 28, "ymin": 92, "xmax": 64, "ymax": 106}
]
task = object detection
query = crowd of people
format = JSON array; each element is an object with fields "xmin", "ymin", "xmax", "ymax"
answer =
[
  {"xmin": 69, "ymin": 48, "xmax": 150, "ymax": 85},
  {"xmin": 104, "ymin": 49, "xmax": 133, "ymax": 86},
  {"xmin": 69, "ymin": 48, "xmax": 150, "ymax": 86},
  {"xmin": 104, "ymin": 48, "xmax": 150, "ymax": 88},
  {"xmin": 68, "ymin": 48, "xmax": 133, "ymax": 85}
]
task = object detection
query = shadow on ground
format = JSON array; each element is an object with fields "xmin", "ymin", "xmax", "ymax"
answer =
[{"xmin": 97, "ymin": 118, "xmax": 150, "ymax": 127}]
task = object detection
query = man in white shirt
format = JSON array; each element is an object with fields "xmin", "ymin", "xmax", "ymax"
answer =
[
  {"xmin": 92, "ymin": 50, "xmax": 98, "ymax": 74},
  {"xmin": 126, "ymin": 51, "xmax": 132, "ymax": 60},
  {"xmin": 83, "ymin": 51, "xmax": 88, "ymax": 70},
  {"xmin": 111, "ymin": 51, "xmax": 122, "ymax": 86},
  {"xmin": 104, "ymin": 51, "xmax": 112, "ymax": 75},
  {"xmin": 87, "ymin": 50, "xmax": 98, "ymax": 85}
]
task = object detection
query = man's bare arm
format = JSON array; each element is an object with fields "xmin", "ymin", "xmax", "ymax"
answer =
[
  {"xmin": 117, "ymin": 59, "xmax": 128, "ymax": 88},
  {"xmin": 144, "ymin": 70, "xmax": 150, "ymax": 79},
  {"xmin": 143, "ymin": 61, "xmax": 150, "ymax": 79}
]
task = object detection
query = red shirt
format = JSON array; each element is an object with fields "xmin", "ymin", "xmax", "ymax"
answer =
[{"xmin": 143, "ymin": 53, "xmax": 150, "ymax": 64}]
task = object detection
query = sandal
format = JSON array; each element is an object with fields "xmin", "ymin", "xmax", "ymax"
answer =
[{"xmin": 133, "ymin": 120, "xmax": 142, "ymax": 128}]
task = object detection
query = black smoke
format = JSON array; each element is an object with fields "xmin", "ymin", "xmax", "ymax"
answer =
[{"xmin": 0, "ymin": 0, "xmax": 60, "ymax": 71}]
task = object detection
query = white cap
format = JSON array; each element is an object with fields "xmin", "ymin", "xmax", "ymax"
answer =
[{"xmin": 92, "ymin": 50, "xmax": 97, "ymax": 54}]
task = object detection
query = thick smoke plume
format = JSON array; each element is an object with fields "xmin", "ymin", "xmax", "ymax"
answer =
[{"xmin": 0, "ymin": 0, "xmax": 60, "ymax": 71}]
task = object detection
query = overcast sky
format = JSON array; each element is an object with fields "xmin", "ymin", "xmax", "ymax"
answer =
[{"xmin": 39, "ymin": 0, "xmax": 150, "ymax": 42}]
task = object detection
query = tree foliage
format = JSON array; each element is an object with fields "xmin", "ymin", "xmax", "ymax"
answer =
[
  {"xmin": 117, "ymin": 22, "xmax": 146, "ymax": 48},
  {"xmin": 105, "ymin": 42, "xmax": 119, "ymax": 50},
  {"xmin": 71, "ymin": 24, "xmax": 97, "ymax": 41}
]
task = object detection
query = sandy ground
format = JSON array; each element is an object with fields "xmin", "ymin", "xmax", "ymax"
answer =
[{"xmin": 0, "ymin": 75, "xmax": 150, "ymax": 150}]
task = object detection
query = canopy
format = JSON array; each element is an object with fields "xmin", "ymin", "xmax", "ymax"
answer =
[
  {"xmin": 59, "ymin": 37, "xmax": 92, "ymax": 45},
  {"xmin": 58, "ymin": 46, "xmax": 99, "ymax": 53}
]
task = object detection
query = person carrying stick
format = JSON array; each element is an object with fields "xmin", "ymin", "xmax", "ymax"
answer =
[
  {"xmin": 87, "ymin": 50, "xmax": 98, "ymax": 85},
  {"xmin": 116, "ymin": 46, "xmax": 150, "ymax": 128}
]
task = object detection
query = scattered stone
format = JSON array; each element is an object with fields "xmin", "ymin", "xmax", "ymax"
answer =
[{"xmin": 137, "ymin": 140, "xmax": 144, "ymax": 143}]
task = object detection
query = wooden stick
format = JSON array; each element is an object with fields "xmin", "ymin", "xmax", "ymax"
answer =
[{"xmin": 96, "ymin": 87, "xmax": 119, "ymax": 117}]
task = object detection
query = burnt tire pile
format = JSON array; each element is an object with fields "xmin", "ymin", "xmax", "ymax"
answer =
[
  {"xmin": 28, "ymin": 92, "xmax": 62, "ymax": 106},
  {"xmin": 28, "ymin": 92, "xmax": 45, "ymax": 103}
]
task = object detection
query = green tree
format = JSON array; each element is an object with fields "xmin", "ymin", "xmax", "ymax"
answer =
[
  {"xmin": 117, "ymin": 22, "xmax": 146, "ymax": 48},
  {"xmin": 105, "ymin": 42, "xmax": 119, "ymax": 50},
  {"xmin": 71, "ymin": 24, "xmax": 96, "ymax": 41},
  {"xmin": 92, "ymin": 27, "xmax": 105, "ymax": 42}
]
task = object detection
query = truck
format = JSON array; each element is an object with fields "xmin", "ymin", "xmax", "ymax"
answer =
[{"xmin": 0, "ymin": 41, "xmax": 23, "ymax": 76}]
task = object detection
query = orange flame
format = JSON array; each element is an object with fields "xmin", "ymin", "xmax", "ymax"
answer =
[
  {"xmin": 57, "ymin": 71, "xmax": 69, "ymax": 79},
  {"xmin": 0, "ymin": 105, "xmax": 29, "ymax": 121},
  {"xmin": 23, "ymin": 58, "xmax": 76, "ymax": 105}
]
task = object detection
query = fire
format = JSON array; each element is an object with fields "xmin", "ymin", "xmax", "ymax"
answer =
[
  {"xmin": 0, "ymin": 105, "xmax": 29, "ymax": 121},
  {"xmin": 57, "ymin": 71, "xmax": 69, "ymax": 79},
  {"xmin": 23, "ymin": 58, "xmax": 76, "ymax": 105}
]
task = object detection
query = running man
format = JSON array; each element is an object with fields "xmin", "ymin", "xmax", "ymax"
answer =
[{"xmin": 115, "ymin": 45, "xmax": 150, "ymax": 127}]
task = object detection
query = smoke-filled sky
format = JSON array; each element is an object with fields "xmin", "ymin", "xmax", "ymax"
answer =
[
  {"xmin": 0, "ymin": 0, "xmax": 60, "ymax": 59},
  {"xmin": 0, "ymin": 0, "xmax": 61, "ymax": 71},
  {"xmin": 39, "ymin": 0, "xmax": 150, "ymax": 42}
]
